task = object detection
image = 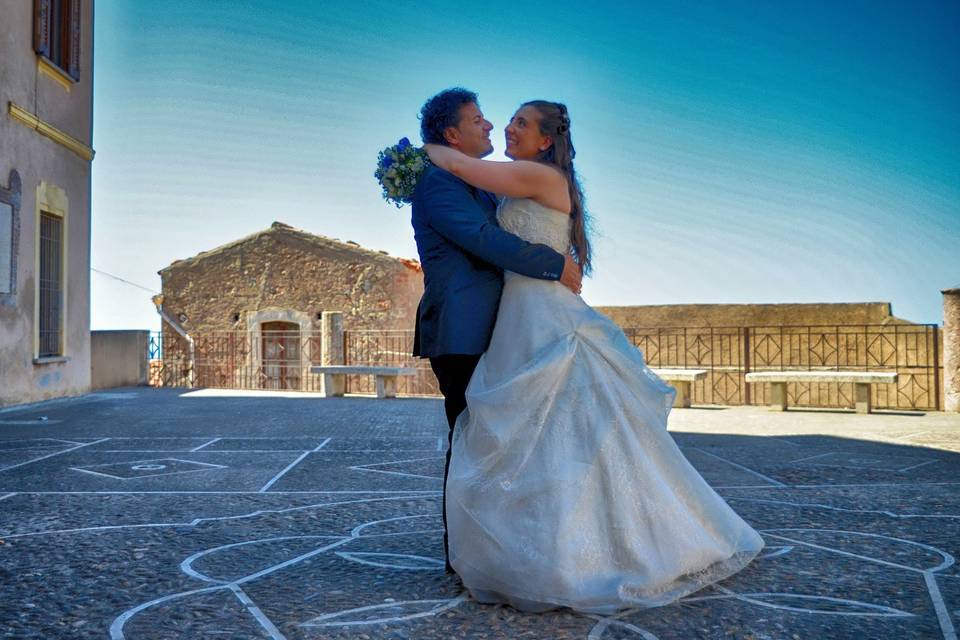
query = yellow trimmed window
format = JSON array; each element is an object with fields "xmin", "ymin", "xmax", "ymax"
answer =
[{"xmin": 38, "ymin": 211, "xmax": 64, "ymax": 356}]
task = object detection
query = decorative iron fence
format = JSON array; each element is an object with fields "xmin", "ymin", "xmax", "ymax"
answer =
[
  {"xmin": 148, "ymin": 329, "xmax": 437, "ymax": 396},
  {"xmin": 150, "ymin": 330, "xmax": 324, "ymax": 391},
  {"xmin": 148, "ymin": 323, "xmax": 944, "ymax": 410},
  {"xmin": 623, "ymin": 324, "xmax": 942, "ymax": 411},
  {"xmin": 148, "ymin": 332, "xmax": 162, "ymax": 360},
  {"xmin": 342, "ymin": 330, "xmax": 438, "ymax": 396}
]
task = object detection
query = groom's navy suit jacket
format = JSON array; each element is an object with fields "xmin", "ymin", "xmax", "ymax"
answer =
[{"xmin": 411, "ymin": 165, "xmax": 565, "ymax": 358}]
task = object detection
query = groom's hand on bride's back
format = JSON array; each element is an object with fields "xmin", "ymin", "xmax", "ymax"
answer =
[{"xmin": 560, "ymin": 255, "xmax": 583, "ymax": 295}]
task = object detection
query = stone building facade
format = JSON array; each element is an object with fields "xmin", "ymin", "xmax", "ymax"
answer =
[
  {"xmin": 0, "ymin": 0, "xmax": 95, "ymax": 407},
  {"xmin": 159, "ymin": 221, "xmax": 422, "ymax": 334},
  {"xmin": 156, "ymin": 222, "xmax": 423, "ymax": 390}
]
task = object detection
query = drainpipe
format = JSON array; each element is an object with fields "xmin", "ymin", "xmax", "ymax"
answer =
[{"xmin": 151, "ymin": 294, "xmax": 195, "ymax": 387}]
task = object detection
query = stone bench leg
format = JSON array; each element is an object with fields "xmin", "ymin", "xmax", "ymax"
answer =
[
  {"xmin": 854, "ymin": 383, "xmax": 872, "ymax": 414},
  {"xmin": 769, "ymin": 382, "xmax": 788, "ymax": 411},
  {"xmin": 323, "ymin": 373, "xmax": 346, "ymax": 397},
  {"xmin": 375, "ymin": 375, "xmax": 398, "ymax": 399},
  {"xmin": 671, "ymin": 381, "xmax": 691, "ymax": 408}
]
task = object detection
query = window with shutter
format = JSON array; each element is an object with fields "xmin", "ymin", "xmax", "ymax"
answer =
[
  {"xmin": 0, "ymin": 171, "xmax": 21, "ymax": 299},
  {"xmin": 34, "ymin": 0, "xmax": 81, "ymax": 82}
]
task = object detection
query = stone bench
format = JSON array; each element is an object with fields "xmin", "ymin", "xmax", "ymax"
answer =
[
  {"xmin": 745, "ymin": 371, "xmax": 898, "ymax": 413},
  {"xmin": 310, "ymin": 366, "xmax": 418, "ymax": 399},
  {"xmin": 649, "ymin": 368, "xmax": 708, "ymax": 408}
]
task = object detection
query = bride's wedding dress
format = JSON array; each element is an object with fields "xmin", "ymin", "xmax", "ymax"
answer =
[{"xmin": 446, "ymin": 197, "xmax": 764, "ymax": 614}]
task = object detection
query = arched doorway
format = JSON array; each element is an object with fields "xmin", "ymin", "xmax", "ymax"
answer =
[{"xmin": 261, "ymin": 321, "xmax": 301, "ymax": 390}]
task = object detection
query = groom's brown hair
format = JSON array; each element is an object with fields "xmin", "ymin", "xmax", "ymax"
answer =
[{"xmin": 419, "ymin": 88, "xmax": 479, "ymax": 145}]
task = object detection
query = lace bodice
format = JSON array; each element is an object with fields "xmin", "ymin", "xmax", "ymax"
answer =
[{"xmin": 497, "ymin": 197, "xmax": 571, "ymax": 254}]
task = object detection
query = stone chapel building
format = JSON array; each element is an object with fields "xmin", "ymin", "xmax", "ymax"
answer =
[
  {"xmin": 156, "ymin": 222, "xmax": 423, "ymax": 389},
  {"xmin": 158, "ymin": 221, "xmax": 422, "ymax": 334}
]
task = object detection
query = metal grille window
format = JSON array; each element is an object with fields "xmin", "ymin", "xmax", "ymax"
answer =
[{"xmin": 38, "ymin": 212, "xmax": 63, "ymax": 357}]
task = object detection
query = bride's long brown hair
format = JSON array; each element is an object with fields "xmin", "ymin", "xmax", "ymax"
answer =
[{"xmin": 522, "ymin": 100, "xmax": 592, "ymax": 275}]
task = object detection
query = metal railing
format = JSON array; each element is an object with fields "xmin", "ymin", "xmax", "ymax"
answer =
[
  {"xmin": 342, "ymin": 330, "xmax": 438, "ymax": 396},
  {"xmin": 150, "ymin": 330, "xmax": 324, "ymax": 391},
  {"xmin": 148, "ymin": 323, "xmax": 944, "ymax": 410},
  {"xmin": 623, "ymin": 324, "xmax": 942, "ymax": 410},
  {"xmin": 148, "ymin": 329, "xmax": 434, "ymax": 395}
]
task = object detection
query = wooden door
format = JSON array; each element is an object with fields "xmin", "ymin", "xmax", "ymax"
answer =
[{"xmin": 261, "ymin": 321, "xmax": 301, "ymax": 390}]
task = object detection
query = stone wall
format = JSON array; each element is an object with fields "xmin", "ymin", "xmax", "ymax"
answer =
[
  {"xmin": 91, "ymin": 330, "xmax": 149, "ymax": 389},
  {"xmin": 594, "ymin": 302, "xmax": 914, "ymax": 329},
  {"xmin": 158, "ymin": 222, "xmax": 423, "ymax": 335},
  {"xmin": 943, "ymin": 287, "xmax": 960, "ymax": 412}
]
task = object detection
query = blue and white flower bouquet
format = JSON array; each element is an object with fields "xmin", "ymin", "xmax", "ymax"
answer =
[{"xmin": 374, "ymin": 137, "xmax": 431, "ymax": 207}]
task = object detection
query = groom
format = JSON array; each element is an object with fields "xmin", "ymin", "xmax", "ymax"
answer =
[{"xmin": 410, "ymin": 87, "xmax": 582, "ymax": 573}]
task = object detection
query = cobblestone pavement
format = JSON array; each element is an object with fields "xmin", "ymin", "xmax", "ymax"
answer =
[{"xmin": 1, "ymin": 387, "xmax": 959, "ymax": 639}]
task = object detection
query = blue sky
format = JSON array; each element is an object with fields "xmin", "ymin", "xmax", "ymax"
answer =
[{"xmin": 91, "ymin": 0, "xmax": 960, "ymax": 329}]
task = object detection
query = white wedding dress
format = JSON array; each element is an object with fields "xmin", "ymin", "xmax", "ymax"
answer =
[{"xmin": 446, "ymin": 197, "xmax": 765, "ymax": 614}]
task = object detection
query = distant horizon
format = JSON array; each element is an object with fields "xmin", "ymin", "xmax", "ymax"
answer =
[
  {"xmin": 91, "ymin": 1, "xmax": 959, "ymax": 330},
  {"xmin": 141, "ymin": 217, "xmax": 942, "ymax": 327}
]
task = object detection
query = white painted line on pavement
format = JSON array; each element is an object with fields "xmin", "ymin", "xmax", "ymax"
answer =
[
  {"xmin": 228, "ymin": 583, "xmax": 288, "ymax": 640},
  {"xmin": 302, "ymin": 594, "xmax": 468, "ymax": 629},
  {"xmin": 312, "ymin": 438, "xmax": 331, "ymax": 452},
  {"xmin": 4, "ymin": 490, "xmax": 442, "ymax": 495},
  {"xmin": 2, "ymin": 494, "xmax": 441, "ymax": 540},
  {"xmin": 789, "ymin": 451, "xmax": 839, "ymax": 463},
  {"xmin": 99, "ymin": 449, "xmax": 310, "ymax": 453},
  {"xmin": 109, "ymin": 585, "xmax": 224, "ymax": 639},
  {"xmin": 765, "ymin": 436, "xmax": 802, "ymax": 447},
  {"xmin": 761, "ymin": 529, "xmax": 954, "ymax": 573},
  {"xmin": 71, "ymin": 435, "xmax": 364, "ymax": 440},
  {"xmin": 899, "ymin": 460, "xmax": 938, "ymax": 473},
  {"xmin": 70, "ymin": 467, "xmax": 129, "ymax": 480},
  {"xmin": 718, "ymin": 481, "xmax": 960, "ymax": 490},
  {"xmin": 692, "ymin": 447, "xmax": 787, "ymax": 487},
  {"xmin": 70, "ymin": 462, "xmax": 226, "ymax": 481},
  {"xmin": 113, "ymin": 534, "xmax": 358, "ymax": 639},
  {"xmin": 728, "ymin": 496, "xmax": 960, "ymax": 519},
  {"xmin": 93, "ymin": 448, "xmax": 438, "ymax": 454},
  {"xmin": 0, "ymin": 438, "xmax": 111, "ymax": 472},
  {"xmin": 0, "ymin": 492, "xmax": 16, "ymax": 502},
  {"xmin": 190, "ymin": 438, "xmax": 221, "ymax": 452},
  {"xmin": 714, "ymin": 484, "xmax": 795, "ymax": 489},
  {"xmin": 259, "ymin": 451, "xmax": 312, "ymax": 492},
  {"xmin": 349, "ymin": 466, "xmax": 440, "ymax": 481},
  {"xmin": 349, "ymin": 456, "xmax": 444, "ymax": 481},
  {"xmin": 924, "ymin": 570, "xmax": 958, "ymax": 640}
]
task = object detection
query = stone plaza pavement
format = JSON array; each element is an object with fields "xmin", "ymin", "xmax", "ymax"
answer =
[{"xmin": 0, "ymin": 388, "xmax": 958, "ymax": 639}]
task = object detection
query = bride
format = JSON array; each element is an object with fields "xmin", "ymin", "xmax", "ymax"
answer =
[{"xmin": 424, "ymin": 100, "xmax": 764, "ymax": 614}]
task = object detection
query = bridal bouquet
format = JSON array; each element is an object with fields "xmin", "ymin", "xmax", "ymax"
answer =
[{"xmin": 374, "ymin": 137, "xmax": 430, "ymax": 207}]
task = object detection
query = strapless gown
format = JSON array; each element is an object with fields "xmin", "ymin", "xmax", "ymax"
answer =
[{"xmin": 446, "ymin": 197, "xmax": 764, "ymax": 614}]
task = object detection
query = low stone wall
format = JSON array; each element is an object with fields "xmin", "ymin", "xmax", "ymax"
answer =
[
  {"xmin": 91, "ymin": 330, "xmax": 149, "ymax": 390},
  {"xmin": 593, "ymin": 302, "xmax": 910, "ymax": 329}
]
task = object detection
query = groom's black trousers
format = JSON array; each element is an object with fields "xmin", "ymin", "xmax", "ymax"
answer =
[{"xmin": 429, "ymin": 353, "xmax": 482, "ymax": 573}]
